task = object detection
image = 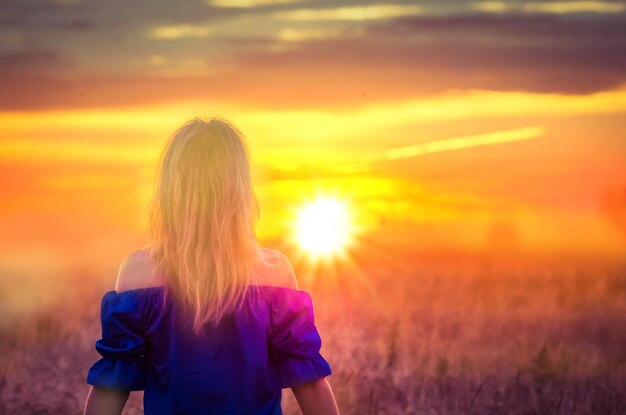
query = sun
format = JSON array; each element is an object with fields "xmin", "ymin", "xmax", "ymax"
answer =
[{"xmin": 294, "ymin": 196, "xmax": 354, "ymax": 259}]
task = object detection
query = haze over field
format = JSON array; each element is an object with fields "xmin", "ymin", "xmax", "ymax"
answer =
[{"xmin": 1, "ymin": 0, "xmax": 625, "ymax": 274}]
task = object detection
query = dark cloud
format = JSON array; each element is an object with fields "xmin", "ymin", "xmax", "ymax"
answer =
[
  {"xmin": 0, "ymin": 49, "xmax": 73, "ymax": 75},
  {"xmin": 1, "ymin": 11, "xmax": 625, "ymax": 110},
  {"xmin": 0, "ymin": 0, "xmax": 86, "ymax": 27},
  {"xmin": 369, "ymin": 12, "xmax": 626, "ymax": 40},
  {"xmin": 222, "ymin": 12, "xmax": 626, "ymax": 96}
]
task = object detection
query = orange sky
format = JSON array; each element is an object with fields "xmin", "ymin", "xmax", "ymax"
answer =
[{"xmin": 1, "ymin": 0, "xmax": 625, "ymax": 273}]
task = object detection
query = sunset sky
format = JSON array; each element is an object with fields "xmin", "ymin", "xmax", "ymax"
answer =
[{"xmin": 1, "ymin": 0, "xmax": 625, "ymax": 274}]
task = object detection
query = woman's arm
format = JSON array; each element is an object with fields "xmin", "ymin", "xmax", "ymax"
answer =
[
  {"xmin": 83, "ymin": 386, "xmax": 129, "ymax": 415},
  {"xmin": 292, "ymin": 377, "xmax": 339, "ymax": 415}
]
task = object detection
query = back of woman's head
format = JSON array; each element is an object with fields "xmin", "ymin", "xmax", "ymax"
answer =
[{"xmin": 147, "ymin": 117, "xmax": 261, "ymax": 334}]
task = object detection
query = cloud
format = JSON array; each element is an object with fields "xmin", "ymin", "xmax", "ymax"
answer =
[
  {"xmin": 1, "ymin": 12, "xmax": 626, "ymax": 110},
  {"xmin": 269, "ymin": 4, "xmax": 422, "ymax": 21},
  {"xmin": 208, "ymin": 0, "xmax": 309, "ymax": 8},
  {"xmin": 146, "ymin": 23, "xmax": 213, "ymax": 39},
  {"xmin": 0, "ymin": 0, "xmax": 87, "ymax": 27},
  {"xmin": 470, "ymin": 1, "xmax": 511, "ymax": 13},
  {"xmin": 275, "ymin": 27, "xmax": 348, "ymax": 42},
  {"xmin": 0, "ymin": 49, "xmax": 73, "ymax": 75},
  {"xmin": 369, "ymin": 126, "xmax": 545, "ymax": 161},
  {"xmin": 367, "ymin": 12, "xmax": 626, "ymax": 41},
  {"xmin": 472, "ymin": 1, "xmax": 626, "ymax": 14},
  {"xmin": 524, "ymin": 1, "xmax": 626, "ymax": 14},
  {"xmin": 216, "ymin": 12, "xmax": 626, "ymax": 98}
]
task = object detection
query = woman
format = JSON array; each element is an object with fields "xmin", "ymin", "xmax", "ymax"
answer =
[{"xmin": 84, "ymin": 117, "xmax": 339, "ymax": 415}]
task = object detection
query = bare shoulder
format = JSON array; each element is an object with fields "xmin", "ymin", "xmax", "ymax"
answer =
[
  {"xmin": 115, "ymin": 247, "xmax": 164, "ymax": 292},
  {"xmin": 254, "ymin": 247, "xmax": 298, "ymax": 290}
]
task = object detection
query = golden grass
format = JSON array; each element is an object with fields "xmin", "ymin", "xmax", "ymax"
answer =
[{"xmin": 0, "ymin": 251, "xmax": 624, "ymax": 414}]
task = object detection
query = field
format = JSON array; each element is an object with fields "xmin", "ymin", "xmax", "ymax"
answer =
[{"xmin": 1, "ymin": 247, "xmax": 625, "ymax": 414}]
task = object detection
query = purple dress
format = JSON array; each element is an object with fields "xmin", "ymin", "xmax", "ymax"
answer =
[{"xmin": 86, "ymin": 285, "xmax": 332, "ymax": 414}]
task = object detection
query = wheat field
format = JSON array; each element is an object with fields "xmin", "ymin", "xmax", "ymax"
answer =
[{"xmin": 1, "ymin": 250, "xmax": 624, "ymax": 414}]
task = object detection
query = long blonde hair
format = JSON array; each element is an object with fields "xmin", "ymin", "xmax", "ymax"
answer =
[{"xmin": 147, "ymin": 117, "xmax": 261, "ymax": 334}]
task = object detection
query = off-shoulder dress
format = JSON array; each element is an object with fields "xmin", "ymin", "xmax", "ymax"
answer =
[{"xmin": 86, "ymin": 284, "xmax": 332, "ymax": 414}]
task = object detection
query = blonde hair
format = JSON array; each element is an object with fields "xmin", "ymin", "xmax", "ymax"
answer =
[{"xmin": 147, "ymin": 117, "xmax": 261, "ymax": 334}]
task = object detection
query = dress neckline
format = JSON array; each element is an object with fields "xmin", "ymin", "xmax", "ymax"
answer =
[{"xmin": 108, "ymin": 284, "xmax": 306, "ymax": 296}]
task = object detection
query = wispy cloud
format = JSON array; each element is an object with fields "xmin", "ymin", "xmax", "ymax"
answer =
[
  {"xmin": 146, "ymin": 23, "xmax": 212, "ymax": 39},
  {"xmin": 472, "ymin": 1, "xmax": 626, "ymax": 14},
  {"xmin": 368, "ymin": 126, "xmax": 544, "ymax": 161},
  {"xmin": 524, "ymin": 1, "xmax": 626, "ymax": 14},
  {"xmin": 269, "ymin": 4, "xmax": 421, "ymax": 21},
  {"xmin": 470, "ymin": 1, "xmax": 511, "ymax": 13},
  {"xmin": 276, "ymin": 27, "xmax": 348, "ymax": 42},
  {"xmin": 208, "ymin": 0, "xmax": 308, "ymax": 8}
]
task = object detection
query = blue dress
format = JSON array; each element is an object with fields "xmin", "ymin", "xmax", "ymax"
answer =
[{"xmin": 86, "ymin": 285, "xmax": 332, "ymax": 414}]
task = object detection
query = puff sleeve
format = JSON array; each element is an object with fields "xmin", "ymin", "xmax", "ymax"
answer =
[
  {"xmin": 268, "ymin": 288, "xmax": 332, "ymax": 388},
  {"xmin": 86, "ymin": 291, "xmax": 148, "ymax": 391}
]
